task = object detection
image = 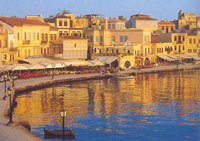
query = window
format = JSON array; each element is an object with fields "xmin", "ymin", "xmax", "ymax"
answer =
[
  {"xmin": 54, "ymin": 34, "xmax": 57, "ymax": 40},
  {"xmin": 59, "ymin": 31, "xmax": 63, "ymax": 36},
  {"xmin": 178, "ymin": 36, "xmax": 181, "ymax": 42},
  {"xmin": 189, "ymin": 39, "xmax": 192, "ymax": 44},
  {"xmin": 108, "ymin": 24, "xmax": 111, "ymax": 29},
  {"xmin": 120, "ymin": 36, "xmax": 123, "ymax": 42},
  {"xmin": 45, "ymin": 33, "xmax": 48, "ymax": 41},
  {"xmin": 100, "ymin": 36, "xmax": 103, "ymax": 42},
  {"xmin": 112, "ymin": 36, "xmax": 115, "ymax": 42},
  {"xmin": 96, "ymin": 36, "xmax": 98, "ymax": 42},
  {"xmin": 101, "ymin": 25, "xmax": 104, "ymax": 30},
  {"xmin": 59, "ymin": 20, "xmax": 62, "ymax": 26},
  {"xmin": 51, "ymin": 34, "xmax": 53, "ymax": 40},
  {"xmin": 37, "ymin": 33, "xmax": 39, "ymax": 40},
  {"xmin": 24, "ymin": 32, "xmax": 27, "ymax": 41},
  {"xmin": 162, "ymin": 26, "xmax": 164, "ymax": 30},
  {"xmin": 18, "ymin": 50, "xmax": 20, "ymax": 57},
  {"xmin": 124, "ymin": 36, "xmax": 127, "ymax": 42},
  {"xmin": 74, "ymin": 43, "xmax": 76, "ymax": 48},
  {"xmin": 182, "ymin": 36, "xmax": 185, "ymax": 41},
  {"xmin": 90, "ymin": 36, "xmax": 93, "ymax": 42},
  {"xmin": 33, "ymin": 33, "xmax": 36, "ymax": 41},
  {"xmin": 41, "ymin": 33, "xmax": 44, "ymax": 41},
  {"xmin": 112, "ymin": 24, "xmax": 115, "ymax": 29},
  {"xmin": 174, "ymin": 36, "xmax": 177, "ymax": 41},
  {"xmin": 193, "ymin": 49, "xmax": 197, "ymax": 53},
  {"xmin": 194, "ymin": 39, "xmax": 196, "ymax": 44},
  {"xmin": 145, "ymin": 48, "xmax": 147, "ymax": 54},
  {"xmin": 28, "ymin": 32, "xmax": 31, "ymax": 40},
  {"xmin": 171, "ymin": 27, "xmax": 174, "ymax": 31},
  {"xmin": 64, "ymin": 20, "xmax": 68, "ymax": 26},
  {"xmin": 17, "ymin": 33, "xmax": 20, "ymax": 40},
  {"xmin": 183, "ymin": 45, "xmax": 185, "ymax": 50},
  {"xmin": 175, "ymin": 45, "xmax": 177, "ymax": 50},
  {"xmin": 166, "ymin": 27, "xmax": 168, "ymax": 33},
  {"xmin": 64, "ymin": 31, "xmax": 68, "ymax": 36},
  {"xmin": 3, "ymin": 54, "xmax": 7, "ymax": 61}
]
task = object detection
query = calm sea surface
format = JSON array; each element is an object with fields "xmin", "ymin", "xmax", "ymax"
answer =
[{"xmin": 13, "ymin": 70, "xmax": 200, "ymax": 141}]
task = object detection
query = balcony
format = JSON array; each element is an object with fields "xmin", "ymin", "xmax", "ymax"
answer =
[
  {"xmin": 23, "ymin": 40, "xmax": 30, "ymax": 44},
  {"xmin": 41, "ymin": 41, "xmax": 48, "ymax": 44},
  {"xmin": 8, "ymin": 47, "xmax": 18, "ymax": 51},
  {"xmin": 176, "ymin": 41, "xmax": 184, "ymax": 44}
]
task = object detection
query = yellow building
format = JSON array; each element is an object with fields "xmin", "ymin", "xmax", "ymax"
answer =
[
  {"xmin": 0, "ymin": 16, "xmax": 52, "ymax": 60},
  {"xmin": 0, "ymin": 23, "xmax": 18, "ymax": 64},
  {"xmin": 178, "ymin": 10, "xmax": 197, "ymax": 30},
  {"xmin": 46, "ymin": 15, "xmax": 83, "ymax": 38},
  {"xmin": 186, "ymin": 33, "xmax": 198, "ymax": 55},
  {"xmin": 129, "ymin": 14, "xmax": 158, "ymax": 31},
  {"xmin": 62, "ymin": 36, "xmax": 88, "ymax": 60},
  {"xmin": 171, "ymin": 32, "xmax": 186, "ymax": 54}
]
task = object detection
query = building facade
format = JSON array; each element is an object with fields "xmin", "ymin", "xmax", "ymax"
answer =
[{"xmin": 62, "ymin": 36, "xmax": 88, "ymax": 60}]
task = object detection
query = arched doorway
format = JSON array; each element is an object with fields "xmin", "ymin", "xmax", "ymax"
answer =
[
  {"xmin": 124, "ymin": 61, "xmax": 131, "ymax": 68},
  {"xmin": 144, "ymin": 58, "xmax": 150, "ymax": 65}
]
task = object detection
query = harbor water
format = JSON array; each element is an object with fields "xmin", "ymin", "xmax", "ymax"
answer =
[{"xmin": 13, "ymin": 70, "xmax": 200, "ymax": 140}]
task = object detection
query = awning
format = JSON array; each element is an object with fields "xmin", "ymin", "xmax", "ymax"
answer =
[
  {"xmin": 190, "ymin": 55, "xmax": 200, "ymax": 61},
  {"xmin": 157, "ymin": 55, "xmax": 176, "ymax": 62},
  {"xmin": 93, "ymin": 56, "xmax": 119, "ymax": 65},
  {"xmin": 55, "ymin": 63, "xmax": 65, "ymax": 68},
  {"xmin": 29, "ymin": 64, "xmax": 45, "ymax": 70}
]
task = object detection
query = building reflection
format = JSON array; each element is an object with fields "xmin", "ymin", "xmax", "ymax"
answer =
[{"xmin": 13, "ymin": 70, "xmax": 200, "ymax": 126}]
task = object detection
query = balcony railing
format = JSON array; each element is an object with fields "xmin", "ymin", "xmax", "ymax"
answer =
[
  {"xmin": 176, "ymin": 41, "xmax": 184, "ymax": 44},
  {"xmin": 23, "ymin": 40, "xmax": 30, "ymax": 44},
  {"xmin": 41, "ymin": 41, "xmax": 48, "ymax": 44},
  {"xmin": 8, "ymin": 47, "xmax": 18, "ymax": 51}
]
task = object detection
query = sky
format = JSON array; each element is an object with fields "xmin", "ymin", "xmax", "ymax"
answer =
[{"xmin": 0, "ymin": 0, "xmax": 199, "ymax": 21}]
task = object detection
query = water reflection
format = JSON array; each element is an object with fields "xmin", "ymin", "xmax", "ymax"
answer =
[{"xmin": 13, "ymin": 70, "xmax": 200, "ymax": 140}]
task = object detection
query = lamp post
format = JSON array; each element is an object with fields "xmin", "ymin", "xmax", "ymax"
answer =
[
  {"xmin": 60, "ymin": 111, "xmax": 67, "ymax": 135},
  {"xmin": 2, "ymin": 73, "xmax": 8, "ymax": 99},
  {"xmin": 11, "ymin": 69, "xmax": 15, "ymax": 87},
  {"xmin": 7, "ymin": 87, "xmax": 14, "ymax": 125}
]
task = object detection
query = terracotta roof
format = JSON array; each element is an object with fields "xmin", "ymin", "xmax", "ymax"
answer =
[
  {"xmin": 158, "ymin": 22, "xmax": 175, "ymax": 25},
  {"xmin": 63, "ymin": 36, "xmax": 87, "ymax": 40},
  {"xmin": 0, "ymin": 16, "xmax": 50, "ymax": 27},
  {"xmin": 50, "ymin": 40, "xmax": 63, "ymax": 45},
  {"xmin": 134, "ymin": 17, "xmax": 157, "ymax": 21},
  {"xmin": 56, "ymin": 15, "xmax": 70, "ymax": 19},
  {"xmin": 49, "ymin": 25, "xmax": 58, "ymax": 31}
]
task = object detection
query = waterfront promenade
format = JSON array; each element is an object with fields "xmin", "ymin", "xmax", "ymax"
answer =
[{"xmin": 0, "ymin": 64, "xmax": 200, "ymax": 140}]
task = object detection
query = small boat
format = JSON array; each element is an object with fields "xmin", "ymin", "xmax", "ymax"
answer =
[
  {"xmin": 44, "ymin": 128, "xmax": 75, "ymax": 139},
  {"xmin": 113, "ymin": 75, "xmax": 133, "ymax": 79}
]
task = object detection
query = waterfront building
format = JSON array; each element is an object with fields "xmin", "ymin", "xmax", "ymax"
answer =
[
  {"xmin": 129, "ymin": 14, "xmax": 158, "ymax": 31},
  {"xmin": 158, "ymin": 21, "xmax": 175, "ymax": 33},
  {"xmin": 0, "ymin": 16, "xmax": 52, "ymax": 62},
  {"xmin": 100, "ymin": 17, "xmax": 126, "ymax": 30},
  {"xmin": 46, "ymin": 14, "xmax": 83, "ymax": 38},
  {"xmin": 177, "ymin": 10, "xmax": 197, "ymax": 30},
  {"xmin": 186, "ymin": 31, "xmax": 198, "ymax": 55},
  {"xmin": 62, "ymin": 36, "xmax": 88, "ymax": 60}
]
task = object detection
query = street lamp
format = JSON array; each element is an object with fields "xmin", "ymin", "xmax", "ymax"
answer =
[
  {"xmin": 2, "ymin": 72, "xmax": 8, "ymax": 100},
  {"xmin": 11, "ymin": 69, "xmax": 15, "ymax": 87},
  {"xmin": 7, "ymin": 87, "xmax": 14, "ymax": 125},
  {"xmin": 60, "ymin": 111, "xmax": 67, "ymax": 135}
]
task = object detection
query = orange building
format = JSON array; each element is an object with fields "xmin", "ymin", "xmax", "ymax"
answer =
[{"xmin": 158, "ymin": 21, "xmax": 175, "ymax": 33}]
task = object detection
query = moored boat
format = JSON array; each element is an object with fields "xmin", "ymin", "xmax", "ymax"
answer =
[{"xmin": 44, "ymin": 128, "xmax": 75, "ymax": 139}]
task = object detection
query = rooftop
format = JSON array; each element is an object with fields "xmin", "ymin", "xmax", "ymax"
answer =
[{"xmin": 0, "ymin": 16, "xmax": 50, "ymax": 27}]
